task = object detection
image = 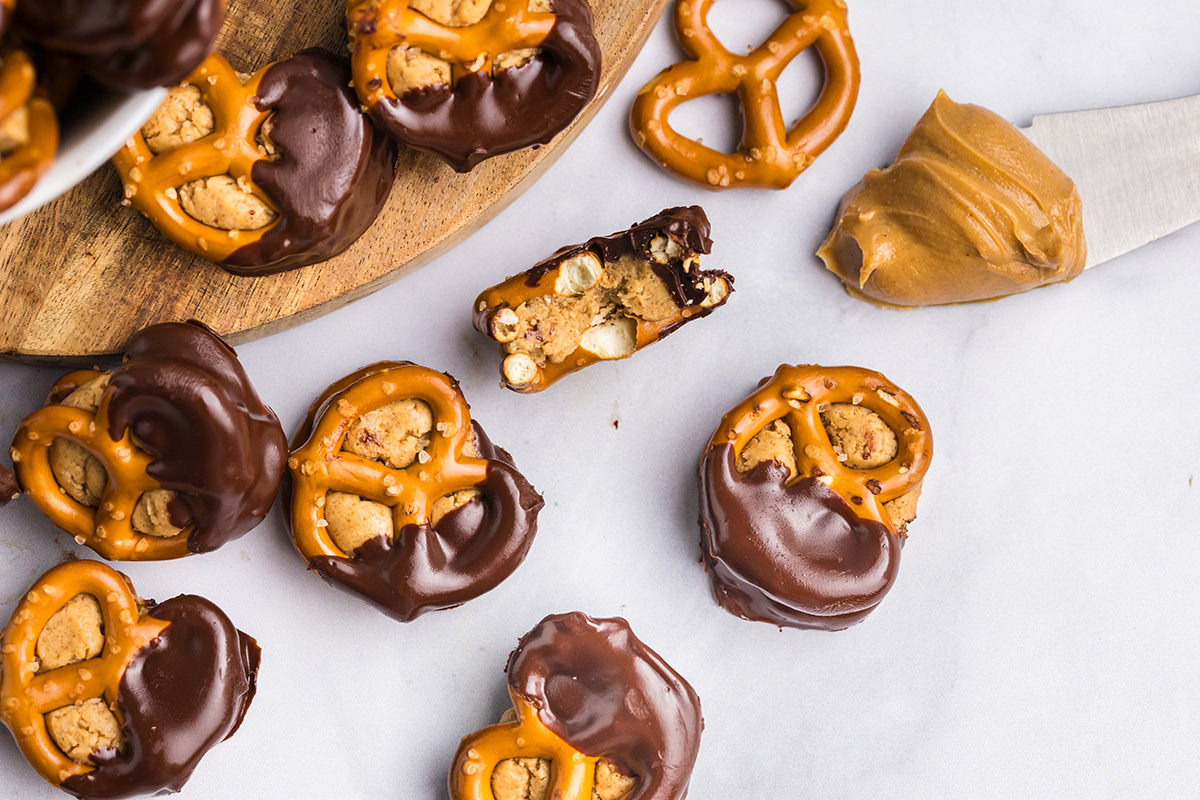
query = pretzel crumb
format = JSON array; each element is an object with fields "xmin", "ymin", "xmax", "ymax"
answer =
[
  {"xmin": 46, "ymin": 698, "xmax": 123, "ymax": 765},
  {"xmin": 491, "ymin": 756, "xmax": 636, "ymax": 800},
  {"xmin": 36, "ymin": 594, "xmax": 104, "ymax": 672}
]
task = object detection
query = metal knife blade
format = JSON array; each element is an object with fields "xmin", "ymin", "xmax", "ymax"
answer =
[{"xmin": 1020, "ymin": 93, "xmax": 1200, "ymax": 270}]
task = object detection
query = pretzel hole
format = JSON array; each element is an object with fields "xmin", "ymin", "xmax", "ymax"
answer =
[
  {"xmin": 775, "ymin": 47, "xmax": 825, "ymax": 131},
  {"xmin": 667, "ymin": 93, "xmax": 743, "ymax": 155},
  {"xmin": 704, "ymin": 0, "xmax": 792, "ymax": 56},
  {"xmin": 343, "ymin": 399, "xmax": 434, "ymax": 470},
  {"xmin": 491, "ymin": 756, "xmax": 636, "ymax": 800},
  {"xmin": 0, "ymin": 104, "xmax": 30, "ymax": 156},
  {"xmin": 46, "ymin": 698, "xmax": 124, "ymax": 765},
  {"xmin": 46, "ymin": 375, "xmax": 185, "ymax": 539},
  {"xmin": 36, "ymin": 594, "xmax": 104, "ymax": 673}
]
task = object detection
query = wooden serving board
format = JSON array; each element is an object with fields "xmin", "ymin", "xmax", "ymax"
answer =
[{"xmin": 0, "ymin": 0, "xmax": 667, "ymax": 360}]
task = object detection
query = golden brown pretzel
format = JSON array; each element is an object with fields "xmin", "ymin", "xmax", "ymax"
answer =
[
  {"xmin": 0, "ymin": 560, "xmax": 170, "ymax": 786},
  {"xmin": 0, "ymin": 50, "xmax": 59, "ymax": 212},
  {"xmin": 450, "ymin": 692, "xmax": 600, "ymax": 800},
  {"xmin": 111, "ymin": 53, "xmax": 275, "ymax": 261},
  {"xmin": 714, "ymin": 364, "xmax": 930, "ymax": 531},
  {"xmin": 290, "ymin": 364, "xmax": 490, "ymax": 562},
  {"xmin": 11, "ymin": 370, "xmax": 192, "ymax": 560},
  {"xmin": 630, "ymin": 0, "xmax": 859, "ymax": 189}
]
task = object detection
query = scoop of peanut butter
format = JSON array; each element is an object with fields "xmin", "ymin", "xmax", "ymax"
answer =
[{"xmin": 817, "ymin": 90, "xmax": 1087, "ymax": 307}]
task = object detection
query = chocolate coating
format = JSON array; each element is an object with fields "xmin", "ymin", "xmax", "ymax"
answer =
[
  {"xmin": 306, "ymin": 421, "xmax": 544, "ymax": 621},
  {"xmin": 223, "ymin": 49, "xmax": 398, "ymax": 276},
  {"xmin": 699, "ymin": 443, "xmax": 900, "ymax": 631},
  {"xmin": 62, "ymin": 595, "xmax": 260, "ymax": 799},
  {"xmin": 105, "ymin": 321, "xmax": 287, "ymax": 553},
  {"xmin": 15, "ymin": 0, "xmax": 224, "ymax": 89},
  {"xmin": 508, "ymin": 613, "xmax": 703, "ymax": 800},
  {"xmin": 0, "ymin": 464, "xmax": 18, "ymax": 506},
  {"xmin": 362, "ymin": 0, "xmax": 601, "ymax": 171}
]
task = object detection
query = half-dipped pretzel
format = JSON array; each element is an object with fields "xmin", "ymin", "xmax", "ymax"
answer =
[
  {"xmin": 630, "ymin": 0, "xmax": 859, "ymax": 189},
  {"xmin": 0, "ymin": 50, "xmax": 59, "ymax": 213},
  {"xmin": 14, "ymin": 0, "xmax": 225, "ymax": 89},
  {"xmin": 699, "ymin": 364, "xmax": 932, "ymax": 630},
  {"xmin": 450, "ymin": 612, "xmax": 703, "ymax": 800},
  {"xmin": 288, "ymin": 362, "xmax": 543, "ymax": 621},
  {"xmin": 113, "ymin": 50, "xmax": 397, "ymax": 275},
  {"xmin": 349, "ymin": 0, "xmax": 601, "ymax": 171},
  {"xmin": 10, "ymin": 321, "xmax": 287, "ymax": 560},
  {"xmin": 474, "ymin": 207, "xmax": 732, "ymax": 393},
  {"xmin": 0, "ymin": 560, "xmax": 260, "ymax": 798}
]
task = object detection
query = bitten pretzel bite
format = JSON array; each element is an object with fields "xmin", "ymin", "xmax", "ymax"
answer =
[
  {"xmin": 10, "ymin": 321, "xmax": 287, "ymax": 561},
  {"xmin": 348, "ymin": 0, "xmax": 601, "ymax": 171},
  {"xmin": 450, "ymin": 612, "xmax": 703, "ymax": 800},
  {"xmin": 474, "ymin": 206, "xmax": 732, "ymax": 393},
  {"xmin": 14, "ymin": 0, "xmax": 225, "ymax": 89},
  {"xmin": 0, "ymin": 560, "xmax": 260, "ymax": 799},
  {"xmin": 630, "ymin": 0, "xmax": 859, "ymax": 189},
  {"xmin": 113, "ymin": 50, "xmax": 398, "ymax": 276},
  {"xmin": 0, "ymin": 50, "xmax": 59, "ymax": 213},
  {"xmin": 699, "ymin": 364, "xmax": 933, "ymax": 630},
  {"xmin": 287, "ymin": 362, "xmax": 544, "ymax": 621}
]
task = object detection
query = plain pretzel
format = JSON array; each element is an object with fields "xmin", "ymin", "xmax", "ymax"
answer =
[
  {"xmin": 0, "ymin": 50, "xmax": 58, "ymax": 212},
  {"xmin": 630, "ymin": 0, "xmax": 859, "ymax": 189}
]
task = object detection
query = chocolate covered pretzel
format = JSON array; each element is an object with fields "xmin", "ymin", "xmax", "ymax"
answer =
[
  {"xmin": 348, "ymin": 0, "xmax": 601, "ymax": 171},
  {"xmin": 113, "ymin": 50, "xmax": 397, "ymax": 275},
  {"xmin": 474, "ymin": 206, "xmax": 732, "ymax": 392},
  {"xmin": 0, "ymin": 560, "xmax": 259, "ymax": 799},
  {"xmin": 450, "ymin": 612, "xmax": 703, "ymax": 800},
  {"xmin": 0, "ymin": 50, "xmax": 58, "ymax": 213},
  {"xmin": 699, "ymin": 364, "xmax": 933, "ymax": 630},
  {"xmin": 287, "ymin": 362, "xmax": 543, "ymax": 621},
  {"xmin": 10, "ymin": 321, "xmax": 287, "ymax": 560}
]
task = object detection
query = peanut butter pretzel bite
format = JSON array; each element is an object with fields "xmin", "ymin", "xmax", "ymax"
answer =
[
  {"xmin": 0, "ymin": 49, "xmax": 59, "ymax": 212},
  {"xmin": 287, "ymin": 362, "xmax": 544, "ymax": 621},
  {"xmin": 10, "ymin": 321, "xmax": 287, "ymax": 561},
  {"xmin": 14, "ymin": 0, "xmax": 225, "ymax": 89},
  {"xmin": 450, "ymin": 612, "xmax": 703, "ymax": 800},
  {"xmin": 113, "ymin": 50, "xmax": 398, "ymax": 275},
  {"xmin": 348, "ymin": 0, "xmax": 601, "ymax": 171},
  {"xmin": 630, "ymin": 0, "xmax": 859, "ymax": 189},
  {"xmin": 474, "ymin": 206, "xmax": 732, "ymax": 393},
  {"xmin": 699, "ymin": 364, "xmax": 933, "ymax": 630},
  {"xmin": 0, "ymin": 560, "xmax": 260, "ymax": 799}
]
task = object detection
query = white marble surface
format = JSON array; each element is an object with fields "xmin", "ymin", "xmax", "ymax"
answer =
[{"xmin": 2, "ymin": 0, "xmax": 1199, "ymax": 796}]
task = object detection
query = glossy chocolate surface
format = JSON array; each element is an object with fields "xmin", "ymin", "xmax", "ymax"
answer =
[
  {"xmin": 224, "ymin": 49, "xmax": 398, "ymax": 276},
  {"xmin": 62, "ymin": 595, "xmax": 260, "ymax": 799},
  {"xmin": 508, "ymin": 612, "xmax": 703, "ymax": 800},
  {"xmin": 16, "ymin": 0, "xmax": 224, "ymax": 89},
  {"xmin": 105, "ymin": 321, "xmax": 286, "ymax": 553},
  {"xmin": 699, "ymin": 443, "xmax": 900, "ymax": 631},
  {"xmin": 363, "ymin": 0, "xmax": 601, "ymax": 171},
  {"xmin": 0, "ymin": 464, "xmax": 17, "ymax": 506},
  {"xmin": 308, "ymin": 421, "xmax": 543, "ymax": 621}
]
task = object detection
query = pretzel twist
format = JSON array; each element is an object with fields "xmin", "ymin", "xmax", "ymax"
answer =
[
  {"xmin": 0, "ymin": 50, "xmax": 59, "ymax": 212},
  {"xmin": 11, "ymin": 370, "xmax": 192, "ymax": 560},
  {"xmin": 630, "ymin": 0, "xmax": 859, "ymax": 189},
  {"xmin": 714, "ymin": 365, "xmax": 930, "ymax": 531},
  {"xmin": 0, "ymin": 561, "xmax": 169, "ymax": 786},
  {"xmin": 350, "ymin": 0, "xmax": 556, "ymax": 105},
  {"xmin": 450, "ymin": 692, "xmax": 599, "ymax": 800},
  {"xmin": 112, "ymin": 54, "xmax": 276, "ymax": 261},
  {"xmin": 290, "ymin": 365, "xmax": 490, "ymax": 560}
]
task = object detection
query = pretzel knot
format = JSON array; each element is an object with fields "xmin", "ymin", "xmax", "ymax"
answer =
[
  {"xmin": 0, "ymin": 50, "xmax": 59, "ymax": 212},
  {"xmin": 112, "ymin": 53, "xmax": 275, "ymax": 262},
  {"xmin": 11, "ymin": 370, "xmax": 192, "ymax": 561},
  {"xmin": 288, "ymin": 362, "xmax": 543, "ymax": 620},
  {"xmin": 630, "ymin": 0, "xmax": 859, "ymax": 189},
  {"xmin": 718, "ymin": 364, "xmax": 929, "ymax": 530},
  {"xmin": 450, "ymin": 692, "xmax": 599, "ymax": 800},
  {"xmin": 0, "ymin": 561, "xmax": 169, "ymax": 786}
]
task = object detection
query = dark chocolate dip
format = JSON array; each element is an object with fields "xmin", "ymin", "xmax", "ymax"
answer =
[
  {"xmin": 508, "ymin": 613, "xmax": 703, "ymax": 800},
  {"xmin": 61, "ymin": 595, "xmax": 260, "ymax": 800},
  {"xmin": 105, "ymin": 320, "xmax": 287, "ymax": 554},
  {"xmin": 0, "ymin": 463, "xmax": 18, "ymax": 506},
  {"xmin": 15, "ymin": 0, "xmax": 224, "ymax": 88},
  {"xmin": 222, "ymin": 49, "xmax": 398, "ymax": 276},
  {"xmin": 358, "ymin": 0, "xmax": 601, "ymax": 171},
  {"xmin": 307, "ymin": 421, "xmax": 543, "ymax": 621},
  {"xmin": 699, "ymin": 444, "xmax": 900, "ymax": 631}
]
